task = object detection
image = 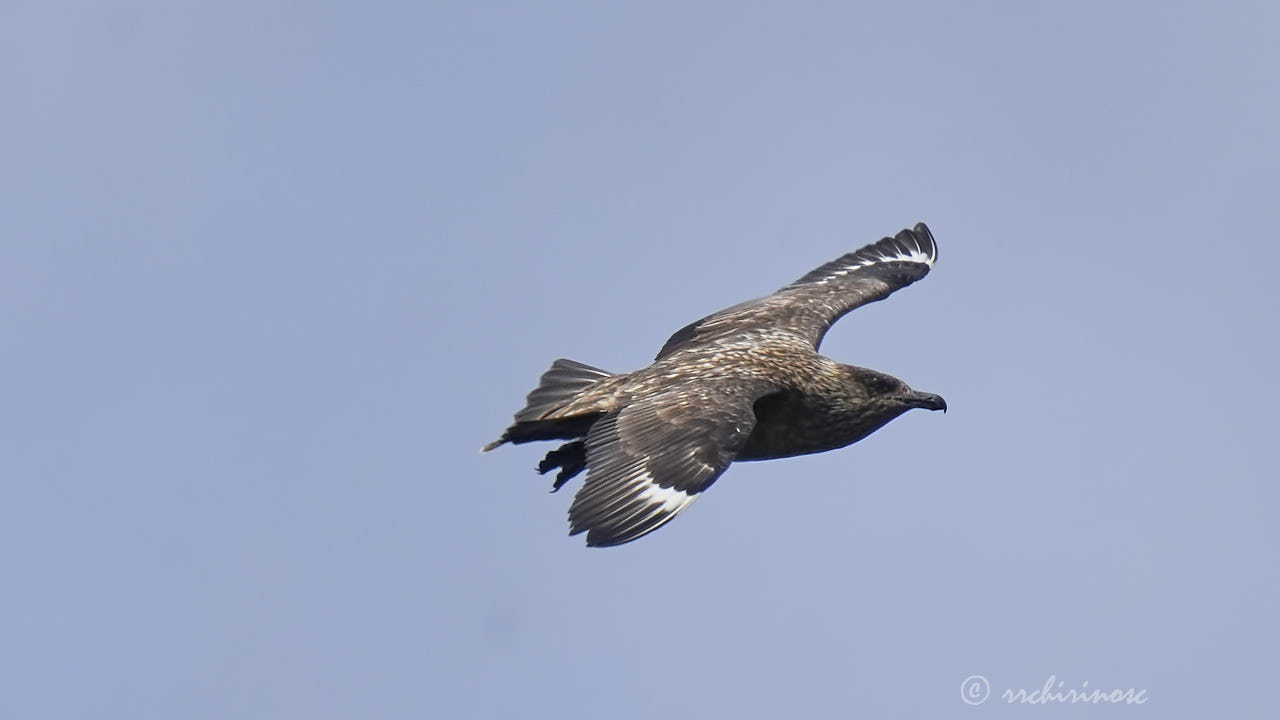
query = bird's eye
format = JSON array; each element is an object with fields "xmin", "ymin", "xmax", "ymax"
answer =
[{"xmin": 867, "ymin": 376, "xmax": 892, "ymax": 395}]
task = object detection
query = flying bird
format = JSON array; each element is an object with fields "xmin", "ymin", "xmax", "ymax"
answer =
[{"xmin": 484, "ymin": 223, "xmax": 946, "ymax": 547}]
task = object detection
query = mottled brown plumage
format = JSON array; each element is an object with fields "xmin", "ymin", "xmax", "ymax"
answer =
[{"xmin": 484, "ymin": 223, "xmax": 946, "ymax": 547}]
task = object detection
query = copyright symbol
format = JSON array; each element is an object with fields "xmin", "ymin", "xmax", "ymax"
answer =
[{"xmin": 961, "ymin": 674, "xmax": 989, "ymax": 705}]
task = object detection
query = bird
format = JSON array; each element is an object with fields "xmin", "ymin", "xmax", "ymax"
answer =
[{"xmin": 483, "ymin": 222, "xmax": 946, "ymax": 547}]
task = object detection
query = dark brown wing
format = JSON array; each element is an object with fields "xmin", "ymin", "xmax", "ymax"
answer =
[
  {"xmin": 567, "ymin": 380, "xmax": 770, "ymax": 547},
  {"xmin": 656, "ymin": 223, "xmax": 937, "ymax": 358}
]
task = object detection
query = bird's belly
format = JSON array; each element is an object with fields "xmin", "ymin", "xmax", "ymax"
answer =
[
  {"xmin": 738, "ymin": 417, "xmax": 863, "ymax": 461},
  {"xmin": 737, "ymin": 392, "xmax": 895, "ymax": 462}
]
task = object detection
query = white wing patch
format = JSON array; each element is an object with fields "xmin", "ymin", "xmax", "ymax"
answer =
[
  {"xmin": 860, "ymin": 240, "xmax": 935, "ymax": 267},
  {"xmin": 571, "ymin": 464, "xmax": 703, "ymax": 546},
  {"xmin": 637, "ymin": 478, "xmax": 699, "ymax": 514}
]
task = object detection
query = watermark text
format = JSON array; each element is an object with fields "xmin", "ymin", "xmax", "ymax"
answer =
[{"xmin": 961, "ymin": 674, "xmax": 1148, "ymax": 706}]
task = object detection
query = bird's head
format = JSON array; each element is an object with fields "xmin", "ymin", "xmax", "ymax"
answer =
[{"xmin": 845, "ymin": 366, "xmax": 947, "ymax": 415}]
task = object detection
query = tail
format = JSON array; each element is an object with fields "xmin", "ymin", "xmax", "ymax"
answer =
[{"xmin": 482, "ymin": 359, "xmax": 613, "ymax": 452}]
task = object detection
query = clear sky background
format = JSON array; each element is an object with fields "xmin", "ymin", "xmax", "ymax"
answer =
[{"xmin": 4, "ymin": 2, "xmax": 1278, "ymax": 718}]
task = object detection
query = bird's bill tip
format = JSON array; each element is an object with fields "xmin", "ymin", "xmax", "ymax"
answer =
[{"xmin": 908, "ymin": 391, "xmax": 947, "ymax": 413}]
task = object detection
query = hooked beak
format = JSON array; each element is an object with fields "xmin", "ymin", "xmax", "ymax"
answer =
[{"xmin": 906, "ymin": 391, "xmax": 947, "ymax": 413}]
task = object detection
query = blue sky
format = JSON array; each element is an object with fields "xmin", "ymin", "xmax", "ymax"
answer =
[{"xmin": 4, "ymin": 2, "xmax": 1278, "ymax": 718}]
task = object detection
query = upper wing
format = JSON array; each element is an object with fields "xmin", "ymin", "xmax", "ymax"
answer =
[
  {"xmin": 567, "ymin": 381, "xmax": 768, "ymax": 547},
  {"xmin": 656, "ymin": 223, "xmax": 937, "ymax": 358}
]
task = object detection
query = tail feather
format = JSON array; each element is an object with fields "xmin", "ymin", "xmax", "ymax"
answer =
[
  {"xmin": 514, "ymin": 359, "xmax": 613, "ymax": 423},
  {"xmin": 483, "ymin": 358, "xmax": 613, "ymax": 452}
]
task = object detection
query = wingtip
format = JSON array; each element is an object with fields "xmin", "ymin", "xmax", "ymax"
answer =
[
  {"xmin": 581, "ymin": 528, "xmax": 625, "ymax": 548},
  {"xmin": 901, "ymin": 221, "xmax": 937, "ymax": 265}
]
